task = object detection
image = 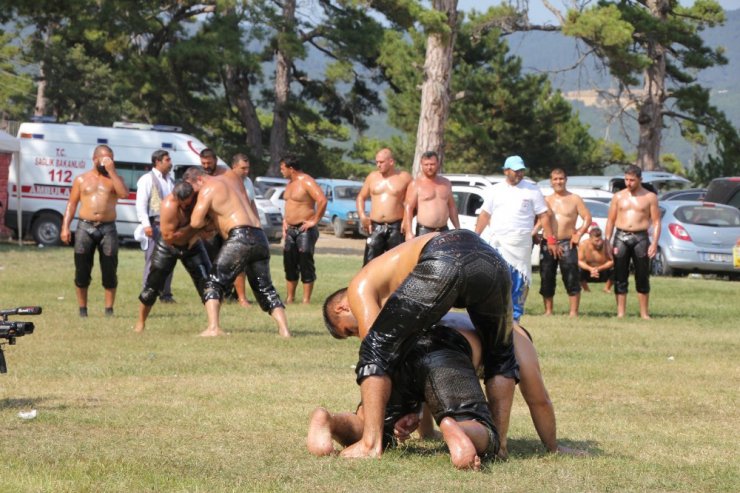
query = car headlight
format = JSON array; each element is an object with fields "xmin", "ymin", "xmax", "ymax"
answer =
[{"xmin": 347, "ymin": 211, "xmax": 359, "ymax": 220}]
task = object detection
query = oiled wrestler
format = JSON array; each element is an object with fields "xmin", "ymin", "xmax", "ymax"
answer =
[
  {"xmin": 186, "ymin": 166, "xmax": 290, "ymax": 337},
  {"xmin": 309, "ymin": 319, "xmax": 495, "ymax": 470},
  {"xmin": 322, "ymin": 229, "xmax": 518, "ymax": 459},
  {"xmin": 134, "ymin": 181, "xmax": 211, "ymax": 333}
]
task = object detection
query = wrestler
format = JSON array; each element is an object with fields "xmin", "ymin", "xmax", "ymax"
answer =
[
  {"xmin": 185, "ymin": 166, "xmax": 291, "ymax": 338},
  {"xmin": 280, "ymin": 155, "xmax": 327, "ymax": 304},
  {"xmin": 402, "ymin": 151, "xmax": 460, "ymax": 240},
  {"xmin": 356, "ymin": 148, "xmax": 412, "ymax": 265},
  {"xmin": 538, "ymin": 169, "xmax": 592, "ymax": 317},
  {"xmin": 308, "ymin": 322, "xmax": 496, "ymax": 470},
  {"xmin": 605, "ymin": 165, "xmax": 660, "ymax": 319},
  {"xmin": 322, "ymin": 229, "xmax": 518, "ymax": 459},
  {"xmin": 577, "ymin": 226, "xmax": 614, "ymax": 293},
  {"xmin": 134, "ymin": 181, "xmax": 211, "ymax": 333},
  {"xmin": 60, "ymin": 144, "xmax": 129, "ymax": 317}
]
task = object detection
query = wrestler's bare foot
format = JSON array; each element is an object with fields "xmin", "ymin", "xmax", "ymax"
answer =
[
  {"xmin": 641, "ymin": 313, "xmax": 651, "ymax": 320},
  {"xmin": 200, "ymin": 326, "xmax": 227, "ymax": 337},
  {"xmin": 543, "ymin": 311, "xmax": 553, "ymax": 316},
  {"xmin": 569, "ymin": 312, "xmax": 578, "ymax": 318},
  {"xmin": 556, "ymin": 445, "xmax": 589, "ymax": 456},
  {"xmin": 238, "ymin": 298, "xmax": 252, "ymax": 308},
  {"xmin": 302, "ymin": 299, "xmax": 311, "ymax": 304},
  {"xmin": 285, "ymin": 297, "xmax": 295, "ymax": 304},
  {"xmin": 339, "ymin": 439, "xmax": 382, "ymax": 459},
  {"xmin": 439, "ymin": 418, "xmax": 481, "ymax": 471},
  {"xmin": 133, "ymin": 322, "xmax": 145, "ymax": 333},
  {"xmin": 307, "ymin": 408, "xmax": 337, "ymax": 456},
  {"xmin": 278, "ymin": 326, "xmax": 292, "ymax": 338},
  {"xmin": 602, "ymin": 288, "xmax": 611, "ymax": 293}
]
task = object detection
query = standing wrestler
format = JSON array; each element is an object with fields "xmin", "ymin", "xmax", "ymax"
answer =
[
  {"xmin": 134, "ymin": 181, "xmax": 211, "ymax": 332},
  {"xmin": 402, "ymin": 151, "xmax": 460, "ymax": 240},
  {"xmin": 186, "ymin": 166, "xmax": 291, "ymax": 337},
  {"xmin": 322, "ymin": 230, "xmax": 518, "ymax": 459},
  {"xmin": 229, "ymin": 154, "xmax": 259, "ymax": 308},
  {"xmin": 475, "ymin": 155, "xmax": 557, "ymax": 325},
  {"xmin": 578, "ymin": 226, "xmax": 614, "ymax": 293},
  {"xmin": 60, "ymin": 145, "xmax": 129, "ymax": 317},
  {"xmin": 605, "ymin": 165, "xmax": 660, "ymax": 319},
  {"xmin": 538, "ymin": 169, "xmax": 591, "ymax": 317},
  {"xmin": 356, "ymin": 148, "xmax": 412, "ymax": 265},
  {"xmin": 280, "ymin": 155, "xmax": 327, "ymax": 304}
]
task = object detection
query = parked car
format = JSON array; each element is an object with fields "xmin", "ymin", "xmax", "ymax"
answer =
[
  {"xmin": 445, "ymin": 173, "xmax": 534, "ymax": 188},
  {"xmin": 254, "ymin": 176, "xmax": 288, "ymax": 196},
  {"xmin": 315, "ymin": 179, "xmax": 367, "ymax": 237},
  {"xmin": 537, "ymin": 172, "xmax": 691, "ymax": 195},
  {"xmin": 253, "ymin": 194, "xmax": 284, "ymax": 243},
  {"xmin": 264, "ymin": 186, "xmax": 286, "ymax": 215},
  {"xmin": 704, "ymin": 177, "xmax": 740, "ymax": 210},
  {"xmin": 659, "ymin": 188, "xmax": 707, "ymax": 202},
  {"xmin": 538, "ymin": 185, "xmax": 614, "ymax": 202},
  {"xmin": 651, "ymin": 201, "xmax": 740, "ymax": 277}
]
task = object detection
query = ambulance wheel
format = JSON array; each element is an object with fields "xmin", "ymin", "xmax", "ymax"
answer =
[{"xmin": 32, "ymin": 213, "xmax": 63, "ymax": 247}]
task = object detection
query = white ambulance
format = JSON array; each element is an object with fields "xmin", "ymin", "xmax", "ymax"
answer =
[{"xmin": 5, "ymin": 122, "xmax": 284, "ymax": 246}]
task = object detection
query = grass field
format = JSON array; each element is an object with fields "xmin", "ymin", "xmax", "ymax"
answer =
[{"xmin": 0, "ymin": 242, "xmax": 738, "ymax": 492}]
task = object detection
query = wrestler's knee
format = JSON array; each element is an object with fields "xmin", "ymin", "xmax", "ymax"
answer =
[
  {"xmin": 139, "ymin": 287, "xmax": 159, "ymax": 306},
  {"xmin": 74, "ymin": 254, "xmax": 92, "ymax": 288},
  {"xmin": 100, "ymin": 255, "xmax": 118, "ymax": 289},
  {"xmin": 203, "ymin": 282, "xmax": 223, "ymax": 302}
]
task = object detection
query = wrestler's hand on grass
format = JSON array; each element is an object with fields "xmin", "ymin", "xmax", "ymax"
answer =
[{"xmin": 393, "ymin": 413, "xmax": 420, "ymax": 442}]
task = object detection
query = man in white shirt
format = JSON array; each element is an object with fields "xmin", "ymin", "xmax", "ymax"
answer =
[
  {"xmin": 136, "ymin": 150, "xmax": 176, "ymax": 303},
  {"xmin": 475, "ymin": 155, "xmax": 557, "ymax": 323}
]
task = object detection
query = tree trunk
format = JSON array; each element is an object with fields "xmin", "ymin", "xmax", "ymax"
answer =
[
  {"xmin": 268, "ymin": 0, "xmax": 296, "ymax": 177},
  {"xmin": 635, "ymin": 0, "xmax": 668, "ymax": 171},
  {"xmin": 34, "ymin": 26, "xmax": 53, "ymax": 117},
  {"xmin": 223, "ymin": 65, "xmax": 263, "ymax": 164},
  {"xmin": 412, "ymin": 0, "xmax": 458, "ymax": 176}
]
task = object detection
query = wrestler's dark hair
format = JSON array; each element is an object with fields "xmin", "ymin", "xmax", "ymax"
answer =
[
  {"xmin": 200, "ymin": 148, "xmax": 217, "ymax": 159},
  {"xmin": 322, "ymin": 287, "xmax": 349, "ymax": 339},
  {"xmin": 420, "ymin": 150, "xmax": 439, "ymax": 161},
  {"xmin": 280, "ymin": 154, "xmax": 302, "ymax": 171},
  {"xmin": 550, "ymin": 168, "xmax": 566, "ymax": 177},
  {"xmin": 151, "ymin": 149, "xmax": 169, "ymax": 165},
  {"xmin": 625, "ymin": 164, "xmax": 642, "ymax": 178},
  {"xmin": 230, "ymin": 153, "xmax": 249, "ymax": 168},
  {"xmin": 183, "ymin": 166, "xmax": 207, "ymax": 182},
  {"xmin": 93, "ymin": 144, "xmax": 113, "ymax": 158},
  {"xmin": 173, "ymin": 180, "xmax": 194, "ymax": 201}
]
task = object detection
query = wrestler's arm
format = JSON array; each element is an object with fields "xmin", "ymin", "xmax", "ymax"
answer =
[
  {"xmin": 605, "ymin": 195, "xmax": 618, "ymax": 244},
  {"xmin": 538, "ymin": 208, "xmax": 561, "ymax": 258},
  {"xmin": 474, "ymin": 210, "xmax": 490, "ymax": 235},
  {"xmin": 572, "ymin": 196, "xmax": 592, "ymax": 246},
  {"xmin": 357, "ymin": 176, "xmax": 372, "ymax": 233},
  {"xmin": 301, "ymin": 177, "xmax": 327, "ymax": 230},
  {"xmin": 446, "ymin": 182, "xmax": 460, "ymax": 229},
  {"xmin": 102, "ymin": 157, "xmax": 129, "ymax": 199},
  {"xmin": 648, "ymin": 194, "xmax": 661, "ymax": 258},
  {"xmin": 60, "ymin": 177, "xmax": 82, "ymax": 244},
  {"xmin": 189, "ymin": 188, "xmax": 213, "ymax": 230},
  {"xmin": 577, "ymin": 243, "xmax": 594, "ymax": 274},
  {"xmin": 402, "ymin": 181, "xmax": 418, "ymax": 240}
]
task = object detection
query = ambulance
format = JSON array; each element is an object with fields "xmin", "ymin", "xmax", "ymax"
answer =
[{"xmin": 5, "ymin": 122, "xmax": 283, "ymax": 246}]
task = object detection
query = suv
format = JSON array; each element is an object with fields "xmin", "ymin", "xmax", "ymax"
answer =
[
  {"xmin": 315, "ymin": 179, "xmax": 367, "ymax": 237},
  {"xmin": 705, "ymin": 177, "xmax": 740, "ymax": 210}
]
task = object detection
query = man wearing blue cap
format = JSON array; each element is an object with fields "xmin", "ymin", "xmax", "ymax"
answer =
[{"xmin": 475, "ymin": 155, "xmax": 557, "ymax": 324}]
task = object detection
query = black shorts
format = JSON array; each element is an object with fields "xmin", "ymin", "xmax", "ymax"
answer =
[
  {"xmin": 363, "ymin": 220, "xmax": 404, "ymax": 265},
  {"xmin": 357, "ymin": 229, "xmax": 518, "ymax": 384},
  {"xmin": 139, "ymin": 239, "xmax": 211, "ymax": 306},
  {"xmin": 415, "ymin": 224, "xmax": 449, "ymax": 236},
  {"xmin": 613, "ymin": 229, "xmax": 650, "ymax": 294},
  {"xmin": 283, "ymin": 224, "xmax": 319, "ymax": 283},
  {"xmin": 539, "ymin": 240, "xmax": 581, "ymax": 297},
  {"xmin": 73, "ymin": 220, "xmax": 118, "ymax": 289}
]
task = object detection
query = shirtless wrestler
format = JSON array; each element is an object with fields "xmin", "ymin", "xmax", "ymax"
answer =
[
  {"xmin": 185, "ymin": 166, "xmax": 291, "ymax": 337},
  {"xmin": 356, "ymin": 148, "xmax": 412, "ymax": 265},
  {"xmin": 60, "ymin": 144, "xmax": 129, "ymax": 317},
  {"xmin": 322, "ymin": 229, "xmax": 518, "ymax": 459},
  {"xmin": 280, "ymin": 156, "xmax": 327, "ymax": 304},
  {"xmin": 539, "ymin": 169, "xmax": 592, "ymax": 317},
  {"xmin": 134, "ymin": 181, "xmax": 211, "ymax": 333},
  {"xmin": 402, "ymin": 151, "xmax": 460, "ymax": 241},
  {"xmin": 577, "ymin": 226, "xmax": 614, "ymax": 293},
  {"xmin": 605, "ymin": 165, "xmax": 661, "ymax": 319}
]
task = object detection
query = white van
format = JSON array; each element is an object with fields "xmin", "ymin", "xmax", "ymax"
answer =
[{"xmin": 5, "ymin": 122, "xmax": 283, "ymax": 246}]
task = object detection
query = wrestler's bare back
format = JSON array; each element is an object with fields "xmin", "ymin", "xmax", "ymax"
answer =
[
  {"xmin": 197, "ymin": 175, "xmax": 260, "ymax": 238},
  {"xmin": 348, "ymin": 233, "xmax": 438, "ymax": 337},
  {"xmin": 611, "ymin": 188, "xmax": 657, "ymax": 232}
]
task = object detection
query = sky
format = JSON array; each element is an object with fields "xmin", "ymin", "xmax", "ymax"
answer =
[{"xmin": 457, "ymin": 0, "xmax": 740, "ymax": 24}]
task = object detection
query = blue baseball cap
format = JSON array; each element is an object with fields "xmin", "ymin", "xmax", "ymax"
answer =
[{"xmin": 503, "ymin": 155, "xmax": 526, "ymax": 171}]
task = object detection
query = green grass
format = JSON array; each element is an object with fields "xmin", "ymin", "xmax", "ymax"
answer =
[{"xmin": 0, "ymin": 243, "xmax": 738, "ymax": 492}]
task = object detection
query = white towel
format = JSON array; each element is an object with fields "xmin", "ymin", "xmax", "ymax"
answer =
[{"xmin": 486, "ymin": 231, "xmax": 533, "ymax": 286}]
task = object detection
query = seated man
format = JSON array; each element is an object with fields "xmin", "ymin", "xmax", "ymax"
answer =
[
  {"xmin": 322, "ymin": 230, "xmax": 518, "ymax": 458},
  {"xmin": 577, "ymin": 226, "xmax": 614, "ymax": 293},
  {"xmin": 308, "ymin": 320, "xmax": 495, "ymax": 470}
]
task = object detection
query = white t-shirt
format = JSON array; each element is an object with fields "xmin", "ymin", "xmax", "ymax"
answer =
[{"xmin": 481, "ymin": 180, "xmax": 548, "ymax": 236}]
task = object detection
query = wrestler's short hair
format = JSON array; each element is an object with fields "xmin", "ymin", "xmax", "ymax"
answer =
[
  {"xmin": 280, "ymin": 154, "xmax": 302, "ymax": 171},
  {"xmin": 550, "ymin": 168, "xmax": 566, "ymax": 177},
  {"xmin": 323, "ymin": 287, "xmax": 348, "ymax": 339},
  {"xmin": 230, "ymin": 153, "xmax": 249, "ymax": 168},
  {"xmin": 625, "ymin": 165, "xmax": 642, "ymax": 178},
  {"xmin": 184, "ymin": 166, "xmax": 206, "ymax": 182},
  {"xmin": 421, "ymin": 150, "xmax": 439, "ymax": 162},
  {"xmin": 173, "ymin": 180, "xmax": 194, "ymax": 201},
  {"xmin": 151, "ymin": 149, "xmax": 169, "ymax": 165},
  {"xmin": 200, "ymin": 148, "xmax": 217, "ymax": 160},
  {"xmin": 93, "ymin": 144, "xmax": 113, "ymax": 158}
]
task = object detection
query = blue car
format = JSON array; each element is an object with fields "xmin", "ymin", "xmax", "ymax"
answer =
[{"xmin": 316, "ymin": 179, "xmax": 367, "ymax": 237}]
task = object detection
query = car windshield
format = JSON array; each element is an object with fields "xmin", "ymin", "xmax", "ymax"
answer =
[
  {"xmin": 334, "ymin": 186, "xmax": 361, "ymax": 200},
  {"xmin": 675, "ymin": 205, "xmax": 740, "ymax": 227}
]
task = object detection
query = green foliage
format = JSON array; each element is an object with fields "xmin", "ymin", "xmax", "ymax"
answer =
[{"xmin": 0, "ymin": 32, "xmax": 34, "ymax": 120}]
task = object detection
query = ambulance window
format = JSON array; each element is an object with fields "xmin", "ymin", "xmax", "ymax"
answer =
[{"xmin": 114, "ymin": 161, "xmax": 151, "ymax": 192}]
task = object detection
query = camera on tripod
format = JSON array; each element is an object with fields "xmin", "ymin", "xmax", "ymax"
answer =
[{"xmin": 0, "ymin": 306, "xmax": 42, "ymax": 373}]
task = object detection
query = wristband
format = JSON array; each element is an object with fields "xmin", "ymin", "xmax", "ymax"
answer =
[{"xmin": 547, "ymin": 235, "xmax": 557, "ymax": 246}]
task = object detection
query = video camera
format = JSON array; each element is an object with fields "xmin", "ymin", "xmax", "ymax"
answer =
[{"xmin": 0, "ymin": 306, "xmax": 42, "ymax": 373}]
